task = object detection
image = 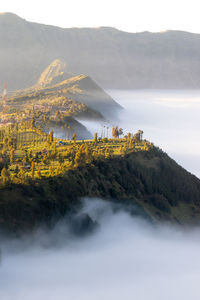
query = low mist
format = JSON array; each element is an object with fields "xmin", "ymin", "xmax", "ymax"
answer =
[
  {"xmin": 78, "ymin": 90, "xmax": 200, "ymax": 177},
  {"xmin": 1, "ymin": 198, "xmax": 200, "ymax": 300},
  {"xmin": 108, "ymin": 89, "xmax": 200, "ymax": 177}
]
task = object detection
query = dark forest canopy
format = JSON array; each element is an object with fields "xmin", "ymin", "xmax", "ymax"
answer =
[{"xmin": 1, "ymin": 142, "xmax": 200, "ymax": 232}]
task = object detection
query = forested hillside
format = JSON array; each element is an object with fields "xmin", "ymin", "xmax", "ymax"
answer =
[{"xmin": 1, "ymin": 142, "xmax": 200, "ymax": 232}]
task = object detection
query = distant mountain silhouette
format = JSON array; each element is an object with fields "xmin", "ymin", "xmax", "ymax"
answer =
[
  {"xmin": 36, "ymin": 58, "xmax": 122, "ymax": 119},
  {"xmin": 1, "ymin": 13, "xmax": 200, "ymax": 90},
  {"xmin": 11, "ymin": 59, "xmax": 121, "ymax": 120}
]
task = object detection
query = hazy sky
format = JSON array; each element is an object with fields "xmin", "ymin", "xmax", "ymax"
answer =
[{"xmin": 1, "ymin": 0, "xmax": 200, "ymax": 33}]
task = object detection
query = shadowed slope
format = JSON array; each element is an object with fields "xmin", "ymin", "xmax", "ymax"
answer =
[{"xmin": 1, "ymin": 148, "xmax": 200, "ymax": 232}]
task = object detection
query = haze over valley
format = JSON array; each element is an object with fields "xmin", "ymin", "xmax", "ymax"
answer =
[
  {"xmin": 109, "ymin": 89, "xmax": 200, "ymax": 178},
  {"xmin": 2, "ymin": 13, "xmax": 200, "ymax": 91},
  {"xmin": 1, "ymin": 7, "xmax": 200, "ymax": 300},
  {"xmin": 1, "ymin": 199, "xmax": 200, "ymax": 300}
]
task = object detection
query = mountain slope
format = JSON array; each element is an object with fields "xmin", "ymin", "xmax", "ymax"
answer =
[
  {"xmin": 37, "ymin": 59, "xmax": 68, "ymax": 87},
  {"xmin": 1, "ymin": 13, "xmax": 200, "ymax": 90},
  {"xmin": 10, "ymin": 59, "xmax": 121, "ymax": 120},
  {"xmin": 1, "ymin": 147, "xmax": 200, "ymax": 232}
]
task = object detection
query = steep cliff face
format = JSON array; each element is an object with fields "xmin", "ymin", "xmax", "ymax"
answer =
[
  {"xmin": 37, "ymin": 59, "xmax": 67, "ymax": 87},
  {"xmin": 1, "ymin": 148, "xmax": 200, "ymax": 233},
  {"xmin": 36, "ymin": 59, "xmax": 121, "ymax": 118},
  {"xmin": 10, "ymin": 59, "xmax": 121, "ymax": 121}
]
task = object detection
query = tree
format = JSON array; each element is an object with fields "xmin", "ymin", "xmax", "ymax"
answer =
[
  {"xmin": 134, "ymin": 130, "xmax": 143, "ymax": 141},
  {"xmin": 127, "ymin": 133, "xmax": 132, "ymax": 140},
  {"xmin": 1, "ymin": 168, "xmax": 10, "ymax": 185},
  {"xmin": 85, "ymin": 145, "xmax": 92, "ymax": 163},
  {"xmin": 72, "ymin": 133, "xmax": 77, "ymax": 144},
  {"xmin": 48, "ymin": 130, "xmax": 54, "ymax": 144},
  {"xmin": 94, "ymin": 132, "xmax": 98, "ymax": 144},
  {"xmin": 112, "ymin": 126, "xmax": 119, "ymax": 139},
  {"xmin": 138, "ymin": 130, "xmax": 144, "ymax": 140},
  {"xmin": 31, "ymin": 161, "xmax": 35, "ymax": 178},
  {"xmin": 52, "ymin": 142, "xmax": 57, "ymax": 156},
  {"xmin": 74, "ymin": 144, "xmax": 86, "ymax": 167},
  {"xmin": 10, "ymin": 149, "xmax": 14, "ymax": 164}
]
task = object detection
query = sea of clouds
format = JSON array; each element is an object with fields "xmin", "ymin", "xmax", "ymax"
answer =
[
  {"xmin": 80, "ymin": 89, "xmax": 200, "ymax": 177},
  {"xmin": 1, "ymin": 90, "xmax": 200, "ymax": 299},
  {"xmin": 1, "ymin": 198, "xmax": 200, "ymax": 300}
]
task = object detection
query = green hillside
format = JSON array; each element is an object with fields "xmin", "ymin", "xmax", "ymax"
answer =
[{"xmin": 0, "ymin": 133, "xmax": 200, "ymax": 232}]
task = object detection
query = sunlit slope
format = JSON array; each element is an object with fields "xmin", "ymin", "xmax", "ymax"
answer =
[
  {"xmin": 11, "ymin": 59, "xmax": 121, "ymax": 120},
  {"xmin": 37, "ymin": 59, "xmax": 68, "ymax": 87},
  {"xmin": 1, "ymin": 13, "xmax": 200, "ymax": 90},
  {"xmin": 1, "ymin": 146, "xmax": 200, "ymax": 231}
]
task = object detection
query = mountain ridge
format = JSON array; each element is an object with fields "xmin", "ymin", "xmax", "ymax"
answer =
[
  {"xmin": 0, "ymin": 13, "xmax": 198, "ymax": 35},
  {"xmin": 1, "ymin": 13, "xmax": 200, "ymax": 90},
  {"xmin": 9, "ymin": 58, "xmax": 121, "ymax": 120}
]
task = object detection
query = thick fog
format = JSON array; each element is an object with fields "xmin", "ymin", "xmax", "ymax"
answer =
[
  {"xmin": 2, "ymin": 90, "xmax": 200, "ymax": 299},
  {"xmin": 1, "ymin": 198, "xmax": 200, "ymax": 300},
  {"xmin": 109, "ymin": 89, "xmax": 200, "ymax": 177},
  {"xmin": 81, "ymin": 90, "xmax": 200, "ymax": 177}
]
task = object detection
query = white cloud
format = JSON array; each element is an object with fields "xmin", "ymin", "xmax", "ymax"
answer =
[{"xmin": 1, "ymin": 198, "xmax": 200, "ymax": 300}]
